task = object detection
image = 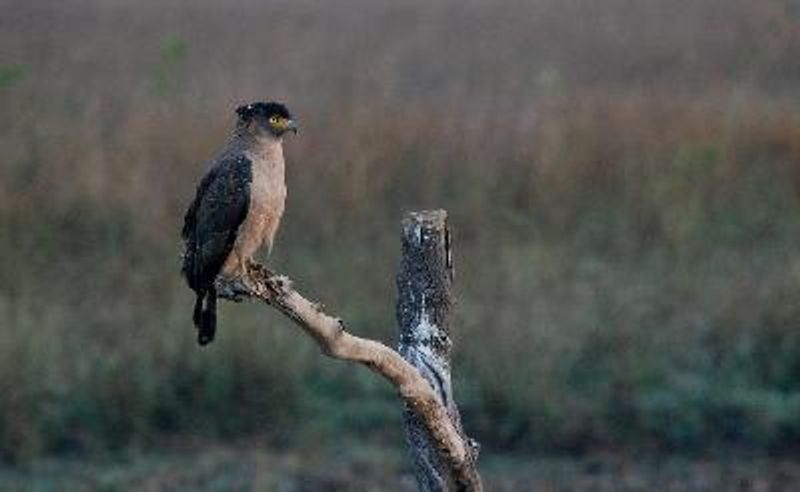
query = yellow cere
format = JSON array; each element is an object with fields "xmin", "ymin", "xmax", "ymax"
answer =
[{"xmin": 270, "ymin": 116, "xmax": 287, "ymax": 128}]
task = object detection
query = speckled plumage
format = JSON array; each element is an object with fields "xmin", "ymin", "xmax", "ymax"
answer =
[{"xmin": 182, "ymin": 101, "xmax": 296, "ymax": 345}]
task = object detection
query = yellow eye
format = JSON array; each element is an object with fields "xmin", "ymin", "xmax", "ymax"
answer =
[{"xmin": 269, "ymin": 115, "xmax": 280, "ymax": 124}]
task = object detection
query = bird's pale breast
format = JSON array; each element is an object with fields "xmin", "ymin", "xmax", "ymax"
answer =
[{"xmin": 221, "ymin": 144, "xmax": 286, "ymax": 275}]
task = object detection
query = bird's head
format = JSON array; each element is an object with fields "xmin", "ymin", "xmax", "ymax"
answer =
[{"xmin": 235, "ymin": 101, "xmax": 298, "ymax": 138}]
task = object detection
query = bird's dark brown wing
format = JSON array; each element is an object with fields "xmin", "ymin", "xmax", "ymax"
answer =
[{"xmin": 181, "ymin": 155, "xmax": 252, "ymax": 291}]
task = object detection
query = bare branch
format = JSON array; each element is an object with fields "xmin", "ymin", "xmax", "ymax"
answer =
[{"xmin": 215, "ymin": 211, "xmax": 481, "ymax": 491}]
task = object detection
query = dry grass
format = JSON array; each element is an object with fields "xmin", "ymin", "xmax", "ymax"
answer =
[{"xmin": 1, "ymin": 0, "xmax": 799, "ymax": 466}]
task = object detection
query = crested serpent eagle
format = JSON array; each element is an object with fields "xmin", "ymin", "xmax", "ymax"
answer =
[{"xmin": 181, "ymin": 102, "xmax": 298, "ymax": 345}]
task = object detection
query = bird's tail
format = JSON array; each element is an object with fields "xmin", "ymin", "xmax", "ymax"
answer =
[{"xmin": 193, "ymin": 287, "xmax": 217, "ymax": 346}]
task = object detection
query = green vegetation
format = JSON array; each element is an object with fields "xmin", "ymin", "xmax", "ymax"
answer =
[
  {"xmin": 0, "ymin": 0, "xmax": 798, "ymax": 472},
  {"xmin": 152, "ymin": 36, "xmax": 188, "ymax": 96},
  {"xmin": 0, "ymin": 65, "xmax": 26, "ymax": 89}
]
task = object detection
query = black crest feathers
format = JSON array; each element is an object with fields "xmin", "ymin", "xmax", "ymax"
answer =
[
  {"xmin": 235, "ymin": 101, "xmax": 292, "ymax": 122},
  {"xmin": 236, "ymin": 104, "xmax": 254, "ymax": 120}
]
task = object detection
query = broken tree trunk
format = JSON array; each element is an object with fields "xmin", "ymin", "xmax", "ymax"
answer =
[
  {"xmin": 397, "ymin": 211, "xmax": 479, "ymax": 491},
  {"xmin": 215, "ymin": 209, "xmax": 481, "ymax": 491}
]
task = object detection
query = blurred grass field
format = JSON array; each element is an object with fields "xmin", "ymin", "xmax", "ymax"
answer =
[
  {"xmin": 1, "ymin": 0, "xmax": 800, "ymax": 485},
  {"xmin": 3, "ymin": 443, "xmax": 800, "ymax": 491}
]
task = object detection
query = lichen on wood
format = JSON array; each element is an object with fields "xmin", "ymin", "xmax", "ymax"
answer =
[{"xmin": 397, "ymin": 210, "xmax": 480, "ymax": 492}]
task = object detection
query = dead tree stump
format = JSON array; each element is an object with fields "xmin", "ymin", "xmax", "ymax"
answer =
[
  {"xmin": 215, "ymin": 209, "xmax": 482, "ymax": 491},
  {"xmin": 397, "ymin": 210, "xmax": 481, "ymax": 492}
]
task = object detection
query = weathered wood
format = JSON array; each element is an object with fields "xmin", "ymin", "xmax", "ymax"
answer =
[
  {"xmin": 213, "ymin": 209, "xmax": 481, "ymax": 490},
  {"xmin": 397, "ymin": 210, "xmax": 481, "ymax": 492}
]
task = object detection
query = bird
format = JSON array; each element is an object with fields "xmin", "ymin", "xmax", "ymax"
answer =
[{"xmin": 181, "ymin": 101, "xmax": 298, "ymax": 346}]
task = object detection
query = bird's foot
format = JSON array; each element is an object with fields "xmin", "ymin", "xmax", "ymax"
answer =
[{"xmin": 216, "ymin": 275, "xmax": 253, "ymax": 302}]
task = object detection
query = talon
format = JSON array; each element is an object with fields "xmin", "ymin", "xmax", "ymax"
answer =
[{"xmin": 216, "ymin": 276, "xmax": 253, "ymax": 301}]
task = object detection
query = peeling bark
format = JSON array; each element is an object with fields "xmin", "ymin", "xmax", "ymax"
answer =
[{"xmin": 215, "ymin": 210, "xmax": 481, "ymax": 491}]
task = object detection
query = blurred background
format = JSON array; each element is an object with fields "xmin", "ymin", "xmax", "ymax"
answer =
[{"xmin": 1, "ymin": 0, "xmax": 800, "ymax": 489}]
